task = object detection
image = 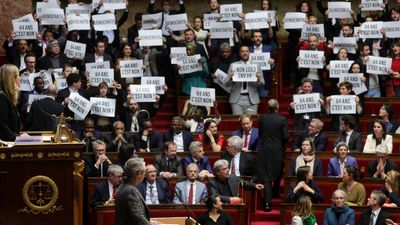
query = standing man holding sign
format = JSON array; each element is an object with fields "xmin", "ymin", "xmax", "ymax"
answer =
[{"xmin": 228, "ymin": 45, "xmax": 264, "ymax": 115}]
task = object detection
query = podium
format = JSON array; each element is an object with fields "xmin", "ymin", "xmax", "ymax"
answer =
[
  {"xmin": 152, "ymin": 217, "xmax": 197, "ymax": 225},
  {"xmin": 0, "ymin": 142, "xmax": 84, "ymax": 225}
]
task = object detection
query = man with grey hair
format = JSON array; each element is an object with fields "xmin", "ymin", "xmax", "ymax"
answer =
[
  {"xmin": 182, "ymin": 141, "xmax": 213, "ymax": 180},
  {"xmin": 360, "ymin": 190, "xmax": 392, "ymax": 225},
  {"xmin": 105, "ymin": 121, "xmax": 134, "ymax": 166},
  {"xmin": 91, "ymin": 164, "xmax": 124, "ymax": 207},
  {"xmin": 221, "ymin": 136, "xmax": 256, "ymax": 177},
  {"xmin": 208, "ymin": 159, "xmax": 263, "ymax": 204},
  {"xmin": 367, "ymin": 145, "xmax": 398, "ymax": 178},
  {"xmin": 25, "ymin": 83, "xmax": 64, "ymax": 131},
  {"xmin": 292, "ymin": 118, "xmax": 328, "ymax": 152},
  {"xmin": 163, "ymin": 116, "xmax": 193, "ymax": 152},
  {"xmin": 173, "ymin": 163, "xmax": 208, "ymax": 204},
  {"xmin": 84, "ymin": 140, "xmax": 113, "ymax": 177}
]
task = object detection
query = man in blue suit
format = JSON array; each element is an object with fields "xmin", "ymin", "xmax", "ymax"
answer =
[
  {"xmin": 182, "ymin": 141, "xmax": 214, "ymax": 180},
  {"xmin": 173, "ymin": 163, "xmax": 208, "ymax": 204},
  {"xmin": 136, "ymin": 164, "xmax": 170, "ymax": 204},
  {"xmin": 163, "ymin": 116, "xmax": 193, "ymax": 152},
  {"xmin": 232, "ymin": 112, "xmax": 259, "ymax": 151}
]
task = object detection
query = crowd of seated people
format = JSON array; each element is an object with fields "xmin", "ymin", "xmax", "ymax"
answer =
[{"xmin": 2, "ymin": 0, "xmax": 400, "ymax": 224}]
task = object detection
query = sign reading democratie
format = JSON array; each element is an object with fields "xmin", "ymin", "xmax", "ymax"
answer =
[
  {"xmin": 141, "ymin": 77, "xmax": 166, "ymax": 94},
  {"xmin": 90, "ymin": 97, "xmax": 116, "ymax": 117},
  {"xmin": 329, "ymin": 60, "xmax": 354, "ymax": 78},
  {"xmin": 66, "ymin": 3, "xmax": 91, "ymax": 15},
  {"xmin": 170, "ymin": 47, "xmax": 187, "ymax": 64},
  {"xmin": 245, "ymin": 12, "xmax": 269, "ymax": 30},
  {"xmin": 139, "ymin": 30, "xmax": 163, "ymax": 47},
  {"xmin": 361, "ymin": 0, "xmax": 384, "ymax": 11},
  {"xmin": 254, "ymin": 10, "xmax": 276, "ymax": 27},
  {"xmin": 339, "ymin": 73, "xmax": 368, "ymax": 95},
  {"xmin": 213, "ymin": 69, "xmax": 232, "ymax": 93},
  {"xmin": 178, "ymin": 55, "xmax": 202, "ymax": 74},
  {"xmin": 382, "ymin": 21, "xmax": 400, "ymax": 38},
  {"xmin": 293, "ymin": 93, "xmax": 321, "ymax": 114},
  {"xmin": 190, "ymin": 87, "xmax": 215, "ymax": 107},
  {"xmin": 220, "ymin": 4, "xmax": 242, "ymax": 21},
  {"xmin": 359, "ymin": 21, "xmax": 383, "ymax": 39},
  {"xmin": 333, "ymin": 37, "xmax": 357, "ymax": 54},
  {"xmin": 328, "ymin": 2, "xmax": 352, "ymax": 18},
  {"xmin": 130, "ymin": 85, "xmax": 157, "ymax": 102},
  {"xmin": 64, "ymin": 41, "xmax": 86, "ymax": 60},
  {"xmin": 367, "ymin": 56, "xmax": 392, "ymax": 75},
  {"xmin": 301, "ymin": 24, "xmax": 325, "ymax": 39},
  {"xmin": 68, "ymin": 92, "xmax": 93, "ymax": 119},
  {"xmin": 165, "ymin": 13, "xmax": 188, "ymax": 31},
  {"xmin": 232, "ymin": 64, "xmax": 258, "ymax": 82},
  {"xmin": 67, "ymin": 13, "xmax": 90, "ymax": 30},
  {"xmin": 89, "ymin": 69, "xmax": 114, "ymax": 86},
  {"xmin": 92, "ymin": 14, "xmax": 116, "ymax": 31},
  {"xmin": 209, "ymin": 22, "xmax": 234, "ymax": 39},
  {"xmin": 119, "ymin": 60, "xmax": 144, "ymax": 78},
  {"xmin": 283, "ymin": 12, "xmax": 306, "ymax": 29},
  {"xmin": 40, "ymin": 8, "xmax": 65, "ymax": 25},
  {"xmin": 103, "ymin": 0, "xmax": 126, "ymax": 10},
  {"xmin": 250, "ymin": 53, "xmax": 271, "ymax": 70},
  {"xmin": 298, "ymin": 50, "xmax": 324, "ymax": 69},
  {"xmin": 142, "ymin": 12, "xmax": 162, "ymax": 30},
  {"xmin": 13, "ymin": 21, "xmax": 38, "ymax": 40},
  {"xmin": 330, "ymin": 95, "xmax": 356, "ymax": 114}
]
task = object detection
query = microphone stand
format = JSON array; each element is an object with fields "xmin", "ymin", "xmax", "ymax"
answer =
[{"xmin": 174, "ymin": 188, "xmax": 199, "ymax": 225}]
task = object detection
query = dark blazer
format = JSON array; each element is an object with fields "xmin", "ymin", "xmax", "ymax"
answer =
[
  {"xmin": 163, "ymin": 130, "xmax": 193, "ymax": 152},
  {"xmin": 135, "ymin": 130, "xmax": 164, "ymax": 152},
  {"xmin": 55, "ymin": 87, "xmax": 90, "ymax": 117},
  {"xmin": 36, "ymin": 53, "xmax": 71, "ymax": 70},
  {"xmin": 181, "ymin": 156, "xmax": 213, "ymax": 174},
  {"xmin": 334, "ymin": 130, "xmax": 362, "ymax": 152},
  {"xmin": 127, "ymin": 24, "xmax": 140, "ymax": 46},
  {"xmin": 83, "ymin": 154, "xmax": 110, "ymax": 177},
  {"xmin": 25, "ymin": 97, "xmax": 63, "ymax": 131},
  {"xmin": 91, "ymin": 180, "xmax": 111, "ymax": 208},
  {"xmin": 136, "ymin": 178, "xmax": 170, "ymax": 204},
  {"xmin": 0, "ymin": 93, "xmax": 20, "ymax": 141},
  {"xmin": 207, "ymin": 175, "xmax": 256, "ymax": 203},
  {"xmin": 284, "ymin": 180, "xmax": 325, "ymax": 203},
  {"xmin": 232, "ymin": 128, "xmax": 260, "ymax": 151},
  {"xmin": 249, "ymin": 44, "xmax": 272, "ymax": 53},
  {"xmin": 221, "ymin": 151, "xmax": 256, "ymax": 177},
  {"xmin": 153, "ymin": 153, "xmax": 183, "ymax": 176},
  {"xmin": 367, "ymin": 159, "xmax": 399, "ymax": 178},
  {"xmin": 104, "ymin": 132, "xmax": 135, "ymax": 165},
  {"xmin": 359, "ymin": 208, "xmax": 391, "ymax": 225},
  {"xmin": 115, "ymin": 180, "xmax": 151, "ymax": 225},
  {"xmin": 288, "ymin": 156, "xmax": 324, "ymax": 177},
  {"xmin": 292, "ymin": 130, "xmax": 328, "ymax": 152},
  {"xmin": 83, "ymin": 53, "xmax": 113, "ymax": 69}
]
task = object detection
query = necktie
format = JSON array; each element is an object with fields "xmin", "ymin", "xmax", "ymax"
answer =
[
  {"xmin": 244, "ymin": 132, "xmax": 249, "ymax": 148},
  {"xmin": 112, "ymin": 185, "xmax": 117, "ymax": 199},
  {"xmin": 242, "ymin": 82, "xmax": 247, "ymax": 91},
  {"xmin": 231, "ymin": 158, "xmax": 236, "ymax": 175},
  {"xmin": 369, "ymin": 212, "xmax": 375, "ymax": 225},
  {"xmin": 149, "ymin": 185, "xmax": 155, "ymax": 204},
  {"xmin": 188, "ymin": 183, "xmax": 194, "ymax": 204}
]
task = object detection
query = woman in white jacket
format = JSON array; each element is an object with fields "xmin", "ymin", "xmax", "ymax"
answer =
[{"xmin": 363, "ymin": 119, "xmax": 393, "ymax": 154}]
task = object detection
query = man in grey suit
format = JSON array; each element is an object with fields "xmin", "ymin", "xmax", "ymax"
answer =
[
  {"xmin": 227, "ymin": 45, "xmax": 264, "ymax": 115},
  {"xmin": 173, "ymin": 163, "xmax": 208, "ymax": 204}
]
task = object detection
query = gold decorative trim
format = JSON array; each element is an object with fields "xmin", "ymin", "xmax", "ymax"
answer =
[
  {"xmin": 37, "ymin": 152, "xmax": 44, "ymax": 159},
  {"xmin": 11, "ymin": 152, "xmax": 34, "ymax": 159},
  {"xmin": 48, "ymin": 152, "xmax": 70, "ymax": 158},
  {"xmin": 0, "ymin": 153, "xmax": 6, "ymax": 160},
  {"xmin": 73, "ymin": 151, "xmax": 81, "ymax": 158}
]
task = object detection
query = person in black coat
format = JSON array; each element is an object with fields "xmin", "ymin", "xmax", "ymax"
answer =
[
  {"xmin": 135, "ymin": 120, "xmax": 163, "ymax": 152},
  {"xmin": 77, "ymin": 117, "xmax": 102, "ymax": 153},
  {"xmin": 257, "ymin": 99, "xmax": 289, "ymax": 211},
  {"xmin": 84, "ymin": 140, "xmax": 113, "ymax": 177},
  {"xmin": 368, "ymin": 145, "xmax": 399, "ymax": 178},
  {"xmin": 136, "ymin": 164, "xmax": 170, "ymax": 204},
  {"xmin": 91, "ymin": 164, "xmax": 124, "ymax": 207},
  {"xmin": 221, "ymin": 136, "xmax": 256, "ymax": 178},
  {"xmin": 83, "ymin": 39, "xmax": 114, "ymax": 68},
  {"xmin": 333, "ymin": 115, "xmax": 362, "ymax": 152},
  {"xmin": 292, "ymin": 118, "xmax": 328, "ymax": 152},
  {"xmin": 153, "ymin": 141, "xmax": 183, "ymax": 180},
  {"xmin": 127, "ymin": 12, "xmax": 142, "ymax": 46},
  {"xmin": 163, "ymin": 116, "xmax": 193, "ymax": 152},
  {"xmin": 103, "ymin": 121, "xmax": 135, "ymax": 166},
  {"xmin": 36, "ymin": 40, "xmax": 71, "ymax": 70},
  {"xmin": 360, "ymin": 190, "xmax": 392, "ymax": 225}
]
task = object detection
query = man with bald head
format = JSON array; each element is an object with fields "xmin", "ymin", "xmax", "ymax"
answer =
[{"xmin": 25, "ymin": 83, "xmax": 63, "ymax": 131}]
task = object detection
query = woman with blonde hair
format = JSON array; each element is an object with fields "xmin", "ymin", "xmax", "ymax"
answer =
[
  {"xmin": 0, "ymin": 64, "xmax": 20, "ymax": 141},
  {"xmin": 292, "ymin": 196, "xmax": 317, "ymax": 225},
  {"xmin": 382, "ymin": 170, "xmax": 400, "ymax": 207}
]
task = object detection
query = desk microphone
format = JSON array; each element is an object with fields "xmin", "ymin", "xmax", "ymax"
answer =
[{"xmin": 174, "ymin": 188, "xmax": 199, "ymax": 225}]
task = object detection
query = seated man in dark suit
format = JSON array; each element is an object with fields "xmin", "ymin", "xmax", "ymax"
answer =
[
  {"xmin": 231, "ymin": 112, "xmax": 259, "ymax": 152},
  {"xmin": 77, "ymin": 117, "xmax": 101, "ymax": 153},
  {"xmin": 104, "ymin": 121, "xmax": 135, "ymax": 166},
  {"xmin": 163, "ymin": 116, "xmax": 193, "ymax": 152},
  {"xmin": 173, "ymin": 163, "xmax": 208, "ymax": 204},
  {"xmin": 84, "ymin": 140, "xmax": 113, "ymax": 177},
  {"xmin": 182, "ymin": 141, "xmax": 214, "ymax": 180},
  {"xmin": 135, "ymin": 120, "xmax": 163, "ymax": 152},
  {"xmin": 208, "ymin": 159, "xmax": 263, "ymax": 204},
  {"xmin": 368, "ymin": 145, "xmax": 398, "ymax": 178},
  {"xmin": 360, "ymin": 190, "xmax": 392, "ymax": 225},
  {"xmin": 334, "ymin": 115, "xmax": 362, "ymax": 152},
  {"xmin": 292, "ymin": 118, "xmax": 328, "ymax": 152},
  {"xmin": 136, "ymin": 164, "xmax": 170, "ymax": 204},
  {"xmin": 91, "ymin": 164, "xmax": 123, "ymax": 207},
  {"xmin": 153, "ymin": 141, "xmax": 183, "ymax": 180},
  {"xmin": 221, "ymin": 136, "xmax": 256, "ymax": 178}
]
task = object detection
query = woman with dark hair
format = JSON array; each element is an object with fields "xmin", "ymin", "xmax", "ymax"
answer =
[
  {"xmin": 197, "ymin": 119, "xmax": 224, "ymax": 152},
  {"xmin": 288, "ymin": 138, "xmax": 323, "ymax": 176},
  {"xmin": 197, "ymin": 196, "xmax": 235, "ymax": 225},
  {"xmin": 328, "ymin": 142, "xmax": 358, "ymax": 177},
  {"xmin": 371, "ymin": 103, "xmax": 399, "ymax": 134},
  {"xmin": 363, "ymin": 119, "xmax": 393, "ymax": 154},
  {"xmin": 389, "ymin": 41, "xmax": 400, "ymax": 96},
  {"xmin": 291, "ymin": 196, "xmax": 317, "ymax": 225},
  {"xmin": 337, "ymin": 166, "xmax": 366, "ymax": 206},
  {"xmin": 115, "ymin": 42, "xmax": 138, "ymax": 85},
  {"xmin": 285, "ymin": 166, "xmax": 325, "ymax": 203}
]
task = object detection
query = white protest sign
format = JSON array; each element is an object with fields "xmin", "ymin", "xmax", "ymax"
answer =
[
  {"xmin": 170, "ymin": 47, "xmax": 187, "ymax": 64},
  {"xmin": 19, "ymin": 74, "xmax": 33, "ymax": 91},
  {"xmin": 90, "ymin": 97, "xmax": 116, "ymax": 117},
  {"xmin": 359, "ymin": 21, "xmax": 383, "ymax": 39},
  {"xmin": 85, "ymin": 61, "xmax": 111, "ymax": 70},
  {"xmin": 41, "ymin": 8, "xmax": 65, "ymax": 25},
  {"xmin": 67, "ymin": 13, "xmax": 90, "ymax": 31},
  {"xmin": 68, "ymin": 92, "xmax": 92, "ymax": 119},
  {"xmin": 27, "ymin": 94, "xmax": 47, "ymax": 112},
  {"xmin": 12, "ymin": 14, "xmax": 35, "ymax": 23},
  {"xmin": 12, "ymin": 21, "xmax": 38, "ymax": 40},
  {"xmin": 129, "ymin": 85, "xmax": 157, "ymax": 102},
  {"xmin": 36, "ymin": 1, "xmax": 60, "ymax": 17},
  {"xmin": 301, "ymin": 24, "xmax": 325, "ymax": 39},
  {"xmin": 254, "ymin": 10, "xmax": 276, "ymax": 27},
  {"xmin": 141, "ymin": 76, "xmax": 165, "ymax": 94},
  {"xmin": 293, "ymin": 93, "xmax": 321, "ymax": 114},
  {"xmin": 209, "ymin": 22, "xmax": 234, "ymax": 39},
  {"xmin": 103, "ymin": 0, "xmax": 126, "ymax": 10},
  {"xmin": 56, "ymin": 78, "xmax": 68, "ymax": 90},
  {"xmin": 119, "ymin": 60, "xmax": 144, "ymax": 78},
  {"xmin": 92, "ymin": 14, "xmax": 116, "ymax": 31},
  {"xmin": 139, "ymin": 29, "xmax": 163, "ymax": 47},
  {"xmin": 250, "ymin": 52, "xmax": 271, "ymax": 70},
  {"xmin": 339, "ymin": 73, "xmax": 368, "ymax": 95},
  {"xmin": 298, "ymin": 50, "xmax": 325, "ymax": 69},
  {"xmin": 53, "ymin": 68, "xmax": 63, "ymax": 79},
  {"xmin": 367, "ymin": 56, "xmax": 392, "ymax": 75},
  {"xmin": 178, "ymin": 55, "xmax": 202, "ymax": 74},
  {"xmin": 165, "ymin": 13, "xmax": 188, "ymax": 31},
  {"xmin": 66, "ymin": 3, "xmax": 91, "ymax": 15},
  {"xmin": 328, "ymin": 2, "xmax": 352, "ymax": 18},
  {"xmin": 89, "ymin": 69, "xmax": 114, "ymax": 86},
  {"xmin": 330, "ymin": 95, "xmax": 356, "ymax": 114},
  {"xmin": 203, "ymin": 14, "xmax": 220, "ymax": 30},
  {"xmin": 333, "ymin": 37, "xmax": 357, "ymax": 54},
  {"xmin": 283, "ymin": 12, "xmax": 306, "ymax": 29},
  {"xmin": 329, "ymin": 60, "xmax": 354, "ymax": 78},
  {"xmin": 245, "ymin": 12, "xmax": 269, "ymax": 30},
  {"xmin": 30, "ymin": 72, "xmax": 52, "ymax": 90},
  {"xmin": 142, "ymin": 12, "xmax": 162, "ymax": 30},
  {"xmin": 232, "ymin": 64, "xmax": 258, "ymax": 82},
  {"xmin": 361, "ymin": 0, "xmax": 383, "ymax": 11},
  {"xmin": 190, "ymin": 87, "xmax": 215, "ymax": 107},
  {"xmin": 220, "ymin": 4, "xmax": 242, "ymax": 21},
  {"xmin": 213, "ymin": 69, "xmax": 232, "ymax": 93},
  {"xmin": 383, "ymin": 21, "xmax": 400, "ymax": 38},
  {"xmin": 64, "ymin": 41, "xmax": 86, "ymax": 60}
]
